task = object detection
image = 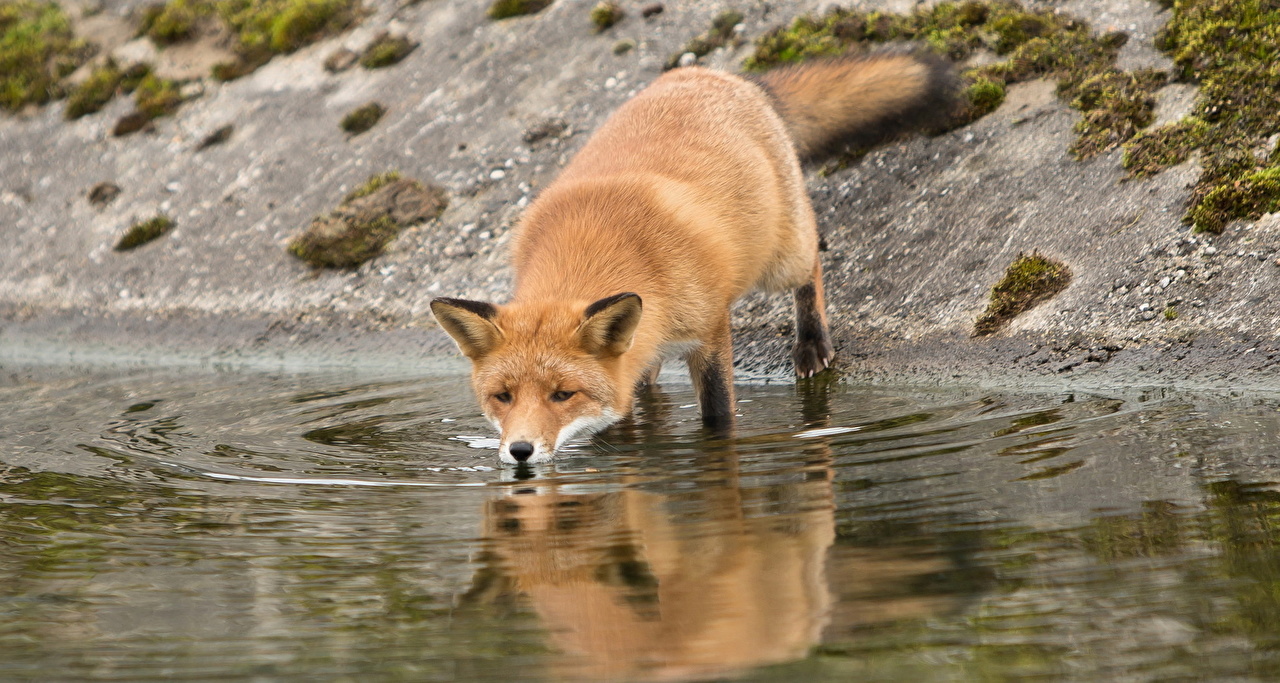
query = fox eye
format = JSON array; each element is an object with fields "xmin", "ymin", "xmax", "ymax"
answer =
[
  {"xmin": 550, "ymin": 390, "xmax": 576, "ymax": 402},
  {"xmin": 493, "ymin": 391, "xmax": 512, "ymax": 404}
]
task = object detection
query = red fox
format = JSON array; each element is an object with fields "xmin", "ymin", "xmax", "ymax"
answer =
[{"xmin": 432, "ymin": 48, "xmax": 957, "ymax": 464}]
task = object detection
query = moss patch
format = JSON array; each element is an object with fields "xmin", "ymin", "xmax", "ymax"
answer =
[
  {"xmin": 133, "ymin": 72, "xmax": 181, "ymax": 117},
  {"xmin": 973, "ymin": 252, "xmax": 1071, "ymax": 336},
  {"xmin": 221, "ymin": 0, "xmax": 358, "ymax": 53},
  {"xmin": 590, "ymin": 1, "xmax": 623, "ymax": 32},
  {"xmin": 1121, "ymin": 117, "xmax": 1209, "ymax": 177},
  {"xmin": 343, "ymin": 170, "xmax": 401, "ymax": 202},
  {"xmin": 0, "ymin": 0, "xmax": 92, "ymax": 112},
  {"xmin": 1121, "ymin": 0, "xmax": 1280, "ymax": 233},
  {"xmin": 665, "ymin": 9, "xmax": 743, "ymax": 70},
  {"xmin": 139, "ymin": 0, "xmax": 210, "ymax": 45},
  {"xmin": 1067, "ymin": 69, "xmax": 1166, "ymax": 159},
  {"xmin": 108, "ymin": 68, "xmax": 181, "ymax": 135},
  {"xmin": 744, "ymin": 1, "xmax": 1160, "ymax": 154},
  {"xmin": 488, "ymin": 0, "xmax": 553, "ymax": 20},
  {"xmin": 64, "ymin": 60, "xmax": 123, "ymax": 119},
  {"xmin": 289, "ymin": 171, "xmax": 448, "ymax": 269},
  {"xmin": 340, "ymin": 101, "xmax": 384, "ymax": 135},
  {"xmin": 1186, "ymin": 166, "xmax": 1280, "ymax": 233},
  {"xmin": 115, "ymin": 215, "xmax": 174, "ymax": 251},
  {"xmin": 359, "ymin": 32, "xmax": 416, "ymax": 69},
  {"xmin": 142, "ymin": 0, "xmax": 361, "ymax": 80}
]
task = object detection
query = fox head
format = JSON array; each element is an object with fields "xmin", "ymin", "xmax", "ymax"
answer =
[{"xmin": 430, "ymin": 293, "xmax": 643, "ymax": 465}]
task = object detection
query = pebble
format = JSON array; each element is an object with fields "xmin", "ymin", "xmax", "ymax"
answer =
[
  {"xmin": 678, "ymin": 52, "xmax": 697, "ymax": 68},
  {"xmin": 1140, "ymin": 310, "xmax": 1157, "ymax": 321},
  {"xmin": 640, "ymin": 2, "xmax": 664, "ymax": 18},
  {"xmin": 1159, "ymin": 277, "xmax": 1171, "ymax": 288},
  {"xmin": 1204, "ymin": 246, "xmax": 1217, "ymax": 255},
  {"xmin": 489, "ymin": 169, "xmax": 505, "ymax": 180}
]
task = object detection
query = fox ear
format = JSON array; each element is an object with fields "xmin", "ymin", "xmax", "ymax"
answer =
[
  {"xmin": 579, "ymin": 293, "xmax": 642, "ymax": 357},
  {"xmin": 431, "ymin": 298, "xmax": 503, "ymax": 359}
]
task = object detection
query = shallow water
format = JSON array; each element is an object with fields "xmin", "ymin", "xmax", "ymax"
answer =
[{"xmin": 4, "ymin": 364, "xmax": 1280, "ymax": 680}]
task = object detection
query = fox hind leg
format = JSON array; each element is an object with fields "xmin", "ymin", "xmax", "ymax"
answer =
[{"xmin": 793, "ymin": 256, "xmax": 834, "ymax": 379}]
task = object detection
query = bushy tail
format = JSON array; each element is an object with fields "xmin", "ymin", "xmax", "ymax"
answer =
[{"xmin": 752, "ymin": 47, "xmax": 960, "ymax": 161}]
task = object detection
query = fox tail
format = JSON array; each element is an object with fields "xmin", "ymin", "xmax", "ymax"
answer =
[{"xmin": 751, "ymin": 47, "xmax": 960, "ymax": 161}]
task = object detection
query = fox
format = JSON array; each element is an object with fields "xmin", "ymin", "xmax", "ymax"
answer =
[{"xmin": 431, "ymin": 47, "xmax": 958, "ymax": 464}]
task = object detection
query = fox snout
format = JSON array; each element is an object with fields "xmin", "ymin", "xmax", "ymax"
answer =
[{"xmin": 499, "ymin": 437, "xmax": 554, "ymax": 465}]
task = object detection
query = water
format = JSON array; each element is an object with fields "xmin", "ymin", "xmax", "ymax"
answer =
[{"xmin": 3, "ymin": 363, "xmax": 1280, "ymax": 680}]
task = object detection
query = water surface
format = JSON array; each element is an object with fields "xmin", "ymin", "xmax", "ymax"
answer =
[{"xmin": 3, "ymin": 364, "xmax": 1280, "ymax": 680}]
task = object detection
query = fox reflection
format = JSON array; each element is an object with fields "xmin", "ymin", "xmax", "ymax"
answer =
[
  {"xmin": 459, "ymin": 450, "xmax": 978, "ymax": 681},
  {"xmin": 463, "ymin": 473, "xmax": 833, "ymax": 680}
]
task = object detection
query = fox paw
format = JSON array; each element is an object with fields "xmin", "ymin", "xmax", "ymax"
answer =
[{"xmin": 792, "ymin": 336, "xmax": 834, "ymax": 379}]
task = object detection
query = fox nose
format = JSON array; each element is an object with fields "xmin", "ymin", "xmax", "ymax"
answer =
[{"xmin": 508, "ymin": 441, "xmax": 535, "ymax": 462}]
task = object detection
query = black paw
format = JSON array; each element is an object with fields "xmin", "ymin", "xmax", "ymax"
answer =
[{"xmin": 792, "ymin": 335, "xmax": 834, "ymax": 379}]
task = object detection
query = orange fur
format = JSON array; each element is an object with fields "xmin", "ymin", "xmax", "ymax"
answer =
[{"xmin": 432, "ymin": 53, "xmax": 957, "ymax": 463}]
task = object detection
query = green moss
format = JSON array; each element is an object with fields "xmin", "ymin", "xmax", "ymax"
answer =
[
  {"xmin": 973, "ymin": 252, "xmax": 1072, "ymax": 336},
  {"xmin": 64, "ymin": 60, "xmax": 123, "ymax": 119},
  {"xmin": 664, "ymin": 9, "xmax": 744, "ymax": 69},
  {"xmin": 590, "ymin": 1, "xmax": 623, "ymax": 31},
  {"xmin": 612, "ymin": 38, "xmax": 635, "ymax": 55},
  {"xmin": 1186, "ymin": 165, "xmax": 1280, "ymax": 233},
  {"xmin": 1121, "ymin": 118, "xmax": 1209, "ymax": 177},
  {"xmin": 132, "ymin": 73, "xmax": 181, "ymax": 118},
  {"xmin": 218, "ymin": 0, "xmax": 359, "ymax": 54},
  {"xmin": 957, "ymin": 75, "xmax": 1006, "ymax": 124},
  {"xmin": 136, "ymin": 0, "xmax": 359, "ymax": 80},
  {"xmin": 115, "ymin": 214, "xmax": 174, "ymax": 251},
  {"xmin": 343, "ymin": 170, "xmax": 400, "ymax": 203},
  {"xmin": 340, "ymin": 101, "xmax": 384, "ymax": 135},
  {"xmin": 487, "ymin": 0, "xmax": 552, "ymax": 20},
  {"xmin": 139, "ymin": 0, "xmax": 210, "ymax": 45},
  {"xmin": 1066, "ymin": 69, "xmax": 1166, "ymax": 159},
  {"xmin": 290, "ymin": 171, "xmax": 446, "ymax": 268},
  {"xmin": 1120, "ymin": 0, "xmax": 1280, "ymax": 233},
  {"xmin": 0, "ymin": 0, "xmax": 93, "ymax": 112},
  {"xmin": 1163, "ymin": 306, "xmax": 1179, "ymax": 320},
  {"xmin": 743, "ymin": 1, "xmax": 1160, "ymax": 159},
  {"xmin": 288, "ymin": 214, "xmax": 399, "ymax": 268},
  {"xmin": 359, "ymin": 33, "xmax": 416, "ymax": 69}
]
